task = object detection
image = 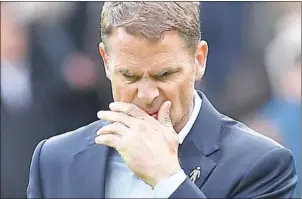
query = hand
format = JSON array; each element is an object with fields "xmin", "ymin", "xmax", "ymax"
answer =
[{"xmin": 95, "ymin": 101, "xmax": 182, "ymax": 188}]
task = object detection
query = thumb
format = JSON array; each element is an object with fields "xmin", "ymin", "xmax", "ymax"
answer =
[{"xmin": 157, "ymin": 101, "xmax": 173, "ymax": 127}]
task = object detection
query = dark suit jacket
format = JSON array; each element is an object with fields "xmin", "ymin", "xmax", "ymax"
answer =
[{"xmin": 27, "ymin": 91, "xmax": 297, "ymax": 198}]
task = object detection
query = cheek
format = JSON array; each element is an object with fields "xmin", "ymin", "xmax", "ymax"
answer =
[
  {"xmin": 163, "ymin": 73, "xmax": 195, "ymax": 100},
  {"xmin": 111, "ymin": 78, "xmax": 136, "ymax": 102},
  {"xmin": 159, "ymin": 76, "xmax": 194, "ymax": 117}
]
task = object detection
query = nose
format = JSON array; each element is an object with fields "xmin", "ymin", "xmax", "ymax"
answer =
[{"xmin": 137, "ymin": 80, "xmax": 159, "ymax": 104}]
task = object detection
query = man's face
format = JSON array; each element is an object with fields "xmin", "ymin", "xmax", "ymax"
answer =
[{"xmin": 99, "ymin": 28, "xmax": 207, "ymax": 132}]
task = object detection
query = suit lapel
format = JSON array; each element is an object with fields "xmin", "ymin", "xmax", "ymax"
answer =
[
  {"xmin": 69, "ymin": 121, "xmax": 110, "ymax": 198},
  {"xmin": 179, "ymin": 140, "xmax": 216, "ymax": 188},
  {"xmin": 179, "ymin": 91, "xmax": 222, "ymax": 188}
]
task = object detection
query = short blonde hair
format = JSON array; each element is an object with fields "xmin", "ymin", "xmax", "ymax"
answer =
[{"xmin": 100, "ymin": 2, "xmax": 201, "ymax": 52}]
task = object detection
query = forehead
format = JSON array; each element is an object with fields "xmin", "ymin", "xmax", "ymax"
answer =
[{"xmin": 106, "ymin": 28, "xmax": 191, "ymax": 69}]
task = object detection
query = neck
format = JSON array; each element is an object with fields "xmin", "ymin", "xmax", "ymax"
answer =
[{"xmin": 174, "ymin": 95, "xmax": 195, "ymax": 133}]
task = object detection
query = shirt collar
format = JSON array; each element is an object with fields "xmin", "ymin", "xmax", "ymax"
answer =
[{"xmin": 178, "ymin": 90, "xmax": 202, "ymax": 144}]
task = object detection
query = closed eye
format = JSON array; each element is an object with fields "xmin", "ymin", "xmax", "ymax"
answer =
[
  {"xmin": 122, "ymin": 73, "xmax": 140, "ymax": 82},
  {"xmin": 154, "ymin": 66, "xmax": 182, "ymax": 80},
  {"xmin": 154, "ymin": 71, "xmax": 173, "ymax": 80},
  {"xmin": 158, "ymin": 71, "xmax": 170, "ymax": 77},
  {"xmin": 123, "ymin": 73, "xmax": 133, "ymax": 78}
]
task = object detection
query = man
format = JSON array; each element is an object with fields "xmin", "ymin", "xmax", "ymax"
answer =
[{"xmin": 27, "ymin": 2, "xmax": 297, "ymax": 198}]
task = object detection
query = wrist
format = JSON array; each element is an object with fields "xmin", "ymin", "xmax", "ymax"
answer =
[{"xmin": 150, "ymin": 164, "xmax": 182, "ymax": 188}]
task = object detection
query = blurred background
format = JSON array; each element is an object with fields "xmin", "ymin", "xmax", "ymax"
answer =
[{"xmin": 1, "ymin": 2, "xmax": 300, "ymax": 198}]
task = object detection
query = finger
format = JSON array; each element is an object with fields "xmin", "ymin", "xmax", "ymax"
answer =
[
  {"xmin": 95, "ymin": 134, "xmax": 120, "ymax": 148},
  {"xmin": 157, "ymin": 101, "xmax": 173, "ymax": 128},
  {"xmin": 97, "ymin": 111, "xmax": 135, "ymax": 127},
  {"xmin": 109, "ymin": 102, "xmax": 149, "ymax": 119},
  {"xmin": 97, "ymin": 129, "xmax": 123, "ymax": 138},
  {"xmin": 97, "ymin": 122, "xmax": 130, "ymax": 137}
]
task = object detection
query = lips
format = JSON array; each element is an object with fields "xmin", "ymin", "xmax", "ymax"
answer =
[{"xmin": 147, "ymin": 111, "xmax": 158, "ymax": 119}]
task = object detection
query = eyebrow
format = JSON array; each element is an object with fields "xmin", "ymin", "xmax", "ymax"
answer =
[
  {"xmin": 114, "ymin": 65, "xmax": 182, "ymax": 77},
  {"xmin": 153, "ymin": 66, "xmax": 182, "ymax": 73},
  {"xmin": 115, "ymin": 68, "xmax": 137, "ymax": 76}
]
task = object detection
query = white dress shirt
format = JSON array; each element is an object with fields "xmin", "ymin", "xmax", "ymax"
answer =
[{"xmin": 105, "ymin": 90, "xmax": 202, "ymax": 198}]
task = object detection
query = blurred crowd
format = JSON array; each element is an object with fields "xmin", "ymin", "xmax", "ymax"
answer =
[{"xmin": 1, "ymin": 2, "xmax": 300, "ymax": 198}]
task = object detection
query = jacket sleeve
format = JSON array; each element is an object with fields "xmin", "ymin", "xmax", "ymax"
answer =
[
  {"xmin": 170, "ymin": 147, "xmax": 297, "ymax": 199},
  {"xmin": 231, "ymin": 147, "xmax": 297, "ymax": 198},
  {"xmin": 169, "ymin": 178, "xmax": 207, "ymax": 198},
  {"xmin": 27, "ymin": 139, "xmax": 47, "ymax": 199}
]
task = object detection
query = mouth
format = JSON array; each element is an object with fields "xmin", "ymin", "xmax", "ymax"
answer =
[{"xmin": 147, "ymin": 111, "xmax": 158, "ymax": 119}]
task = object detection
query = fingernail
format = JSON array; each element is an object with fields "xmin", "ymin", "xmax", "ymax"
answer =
[
  {"xmin": 95, "ymin": 137, "xmax": 101, "ymax": 144},
  {"xmin": 109, "ymin": 102, "xmax": 115, "ymax": 109},
  {"xmin": 97, "ymin": 111, "xmax": 104, "ymax": 118}
]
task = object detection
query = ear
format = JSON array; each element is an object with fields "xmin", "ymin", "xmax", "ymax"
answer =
[
  {"xmin": 99, "ymin": 42, "xmax": 111, "ymax": 80},
  {"xmin": 194, "ymin": 40, "xmax": 208, "ymax": 80}
]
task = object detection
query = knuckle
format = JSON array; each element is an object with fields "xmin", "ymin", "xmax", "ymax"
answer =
[
  {"xmin": 101, "ymin": 134, "xmax": 110, "ymax": 142},
  {"xmin": 106, "ymin": 134, "xmax": 116, "ymax": 143},
  {"xmin": 112, "ymin": 122, "xmax": 121, "ymax": 128},
  {"xmin": 113, "ymin": 122, "xmax": 125, "ymax": 131},
  {"xmin": 126, "ymin": 105, "xmax": 137, "ymax": 115},
  {"xmin": 100, "ymin": 124, "xmax": 111, "ymax": 132}
]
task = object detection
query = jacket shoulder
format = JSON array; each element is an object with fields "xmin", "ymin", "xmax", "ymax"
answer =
[
  {"xmin": 40, "ymin": 120, "xmax": 107, "ymax": 159},
  {"xmin": 218, "ymin": 116, "xmax": 297, "ymax": 198},
  {"xmin": 219, "ymin": 115, "xmax": 287, "ymax": 162}
]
